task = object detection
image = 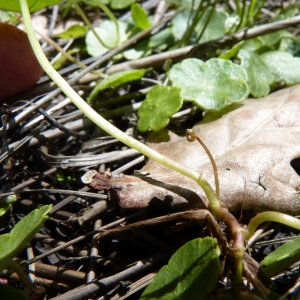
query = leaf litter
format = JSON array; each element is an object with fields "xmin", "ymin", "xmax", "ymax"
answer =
[
  {"xmin": 2, "ymin": 1, "xmax": 300, "ymax": 299},
  {"xmin": 88, "ymin": 84, "xmax": 300, "ymax": 214}
]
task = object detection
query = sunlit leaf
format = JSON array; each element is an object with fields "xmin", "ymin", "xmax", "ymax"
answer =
[
  {"xmin": 172, "ymin": 8, "xmax": 227, "ymax": 44},
  {"xmin": 84, "ymin": 0, "xmax": 111, "ymax": 5},
  {"xmin": 260, "ymin": 234, "xmax": 300, "ymax": 278},
  {"xmin": 260, "ymin": 30, "xmax": 284, "ymax": 48},
  {"xmin": 0, "ymin": 0, "xmax": 61, "ymax": 12},
  {"xmin": 171, "ymin": 9, "xmax": 191, "ymax": 41},
  {"xmin": 123, "ymin": 28, "xmax": 173, "ymax": 60},
  {"xmin": 238, "ymin": 49, "xmax": 274, "ymax": 97},
  {"xmin": 52, "ymin": 47, "xmax": 80, "ymax": 70},
  {"xmin": 0, "ymin": 9, "xmax": 15, "ymax": 22},
  {"xmin": 54, "ymin": 24, "xmax": 88, "ymax": 39},
  {"xmin": 110, "ymin": 0, "xmax": 135, "ymax": 9},
  {"xmin": 86, "ymin": 20, "xmax": 129, "ymax": 57},
  {"xmin": 137, "ymin": 85, "xmax": 183, "ymax": 132},
  {"xmin": 140, "ymin": 237, "xmax": 221, "ymax": 300},
  {"xmin": 242, "ymin": 29, "xmax": 294, "ymax": 53},
  {"xmin": 131, "ymin": 3, "xmax": 151, "ymax": 30},
  {"xmin": 241, "ymin": 37, "xmax": 265, "ymax": 52},
  {"xmin": 279, "ymin": 36, "xmax": 295, "ymax": 52},
  {"xmin": 149, "ymin": 28, "xmax": 174, "ymax": 50},
  {"xmin": 261, "ymin": 50, "xmax": 300, "ymax": 85},
  {"xmin": 87, "ymin": 69, "xmax": 147, "ymax": 103},
  {"xmin": 169, "ymin": 58, "xmax": 249, "ymax": 110},
  {"xmin": 0, "ymin": 205, "xmax": 52, "ymax": 272},
  {"xmin": 218, "ymin": 41, "xmax": 244, "ymax": 60},
  {"xmin": 123, "ymin": 40, "xmax": 151, "ymax": 60},
  {"xmin": 171, "ymin": 0, "xmax": 201, "ymax": 8},
  {"xmin": 0, "ymin": 195, "xmax": 17, "ymax": 217},
  {"xmin": 196, "ymin": 8, "xmax": 227, "ymax": 43}
]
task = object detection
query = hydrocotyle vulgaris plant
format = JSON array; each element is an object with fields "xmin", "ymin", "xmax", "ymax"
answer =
[{"xmin": 18, "ymin": 0, "xmax": 300, "ymax": 298}]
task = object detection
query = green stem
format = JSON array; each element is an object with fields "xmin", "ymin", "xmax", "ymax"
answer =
[
  {"xmin": 182, "ymin": 0, "xmax": 204, "ymax": 46},
  {"xmin": 93, "ymin": 0, "xmax": 120, "ymax": 45},
  {"xmin": 235, "ymin": 0, "xmax": 246, "ymax": 31},
  {"xmin": 19, "ymin": 0, "xmax": 216, "ymax": 207},
  {"xmin": 217, "ymin": 206, "xmax": 246, "ymax": 292},
  {"xmin": 246, "ymin": 211, "xmax": 300, "ymax": 239},
  {"xmin": 195, "ymin": 1, "xmax": 216, "ymax": 44},
  {"xmin": 70, "ymin": 0, "xmax": 115, "ymax": 49}
]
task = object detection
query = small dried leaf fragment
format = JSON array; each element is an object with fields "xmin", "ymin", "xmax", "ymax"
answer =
[{"xmin": 88, "ymin": 85, "xmax": 300, "ymax": 214}]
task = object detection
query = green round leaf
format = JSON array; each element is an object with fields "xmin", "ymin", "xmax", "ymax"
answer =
[
  {"xmin": 131, "ymin": 3, "xmax": 151, "ymax": 30},
  {"xmin": 238, "ymin": 49, "xmax": 274, "ymax": 97},
  {"xmin": 169, "ymin": 58, "xmax": 249, "ymax": 110},
  {"xmin": 261, "ymin": 50, "xmax": 300, "ymax": 86},
  {"xmin": 171, "ymin": 9, "xmax": 190, "ymax": 41},
  {"xmin": 196, "ymin": 8, "xmax": 227, "ymax": 43},
  {"xmin": 137, "ymin": 86, "xmax": 183, "ymax": 132},
  {"xmin": 86, "ymin": 20, "xmax": 129, "ymax": 57},
  {"xmin": 140, "ymin": 237, "xmax": 221, "ymax": 300},
  {"xmin": 0, "ymin": 0, "xmax": 61, "ymax": 12}
]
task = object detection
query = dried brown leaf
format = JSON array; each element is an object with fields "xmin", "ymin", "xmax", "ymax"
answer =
[{"xmin": 89, "ymin": 85, "xmax": 300, "ymax": 214}]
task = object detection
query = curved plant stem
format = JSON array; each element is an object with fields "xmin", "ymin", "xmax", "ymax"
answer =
[
  {"xmin": 19, "ymin": 0, "xmax": 218, "ymax": 207},
  {"xmin": 246, "ymin": 211, "xmax": 300, "ymax": 239},
  {"xmin": 93, "ymin": 0, "xmax": 120, "ymax": 45},
  {"xmin": 35, "ymin": 28, "xmax": 87, "ymax": 69},
  {"xmin": 195, "ymin": 0, "xmax": 216, "ymax": 43},
  {"xmin": 70, "ymin": 0, "xmax": 116, "ymax": 49},
  {"xmin": 235, "ymin": 0, "xmax": 246, "ymax": 31},
  {"xmin": 186, "ymin": 129, "xmax": 220, "ymax": 199}
]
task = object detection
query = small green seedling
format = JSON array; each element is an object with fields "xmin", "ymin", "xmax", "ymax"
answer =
[{"xmin": 137, "ymin": 85, "xmax": 183, "ymax": 132}]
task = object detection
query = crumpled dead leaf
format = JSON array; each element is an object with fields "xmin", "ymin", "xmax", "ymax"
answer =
[{"xmin": 88, "ymin": 85, "xmax": 300, "ymax": 214}]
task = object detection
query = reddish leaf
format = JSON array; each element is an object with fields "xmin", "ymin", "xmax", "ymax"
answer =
[{"xmin": 0, "ymin": 23, "xmax": 43, "ymax": 101}]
